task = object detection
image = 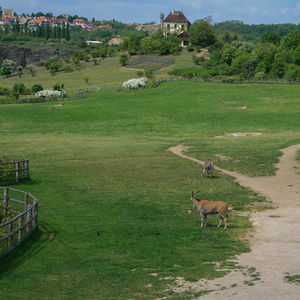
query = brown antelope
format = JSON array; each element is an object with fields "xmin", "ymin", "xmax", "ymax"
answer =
[
  {"xmin": 190, "ymin": 191, "xmax": 228, "ymax": 229},
  {"xmin": 203, "ymin": 161, "xmax": 214, "ymax": 178}
]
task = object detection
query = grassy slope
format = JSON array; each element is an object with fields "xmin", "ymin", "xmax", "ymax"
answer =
[
  {"xmin": 1, "ymin": 55, "xmax": 300, "ymax": 299},
  {"xmin": 0, "ymin": 49, "xmax": 195, "ymax": 93}
]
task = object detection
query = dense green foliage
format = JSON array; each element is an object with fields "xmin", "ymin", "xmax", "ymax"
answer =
[
  {"xmin": 170, "ymin": 24, "xmax": 300, "ymax": 79},
  {"xmin": 189, "ymin": 18, "xmax": 217, "ymax": 47},
  {"xmin": 213, "ymin": 20, "xmax": 300, "ymax": 43},
  {"xmin": 0, "ymin": 81, "xmax": 300, "ymax": 298}
]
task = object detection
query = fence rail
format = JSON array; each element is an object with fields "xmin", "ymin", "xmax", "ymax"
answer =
[
  {"xmin": 74, "ymin": 76, "xmax": 300, "ymax": 95},
  {"xmin": 0, "ymin": 91, "xmax": 86, "ymax": 105},
  {"xmin": 0, "ymin": 157, "xmax": 29, "ymax": 182},
  {"xmin": 75, "ymin": 86, "xmax": 142, "ymax": 93},
  {"xmin": 0, "ymin": 187, "xmax": 38, "ymax": 257},
  {"xmin": 154, "ymin": 76, "xmax": 300, "ymax": 84}
]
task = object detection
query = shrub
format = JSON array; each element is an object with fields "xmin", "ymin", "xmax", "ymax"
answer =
[
  {"xmin": 255, "ymin": 72, "xmax": 266, "ymax": 79},
  {"xmin": 61, "ymin": 65, "xmax": 73, "ymax": 73},
  {"xmin": 192, "ymin": 55, "xmax": 205, "ymax": 65},
  {"xmin": 26, "ymin": 65, "xmax": 35, "ymax": 77},
  {"xmin": 31, "ymin": 84, "xmax": 43, "ymax": 93},
  {"xmin": 122, "ymin": 77, "xmax": 147, "ymax": 89},
  {"xmin": 35, "ymin": 89, "xmax": 67, "ymax": 98},
  {"xmin": 136, "ymin": 71, "xmax": 144, "ymax": 77},
  {"xmin": 144, "ymin": 69, "xmax": 154, "ymax": 78},
  {"xmin": 187, "ymin": 45, "xmax": 194, "ymax": 52},
  {"xmin": 120, "ymin": 54, "xmax": 129, "ymax": 66},
  {"xmin": 0, "ymin": 87, "xmax": 9, "ymax": 95},
  {"xmin": 53, "ymin": 83, "xmax": 63, "ymax": 91},
  {"xmin": 13, "ymin": 83, "xmax": 26, "ymax": 94}
]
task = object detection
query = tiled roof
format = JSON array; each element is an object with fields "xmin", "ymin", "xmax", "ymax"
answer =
[{"xmin": 164, "ymin": 10, "xmax": 189, "ymax": 22}]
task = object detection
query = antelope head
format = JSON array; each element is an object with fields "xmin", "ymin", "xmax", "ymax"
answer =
[
  {"xmin": 191, "ymin": 191, "xmax": 200, "ymax": 211},
  {"xmin": 190, "ymin": 191, "xmax": 200, "ymax": 201}
]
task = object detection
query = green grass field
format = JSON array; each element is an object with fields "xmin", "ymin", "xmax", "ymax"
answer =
[
  {"xmin": 1, "ymin": 79, "xmax": 300, "ymax": 299},
  {"xmin": 0, "ymin": 49, "xmax": 195, "ymax": 94}
]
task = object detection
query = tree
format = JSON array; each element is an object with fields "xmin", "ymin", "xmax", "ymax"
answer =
[
  {"xmin": 282, "ymin": 30, "xmax": 300, "ymax": 50},
  {"xmin": 293, "ymin": 45, "xmax": 300, "ymax": 66},
  {"xmin": 13, "ymin": 83, "xmax": 26, "ymax": 94},
  {"xmin": 1, "ymin": 59, "xmax": 16, "ymax": 77},
  {"xmin": 62, "ymin": 22, "xmax": 66, "ymax": 38},
  {"xmin": 221, "ymin": 47, "xmax": 236, "ymax": 65},
  {"xmin": 271, "ymin": 53, "xmax": 285, "ymax": 78},
  {"xmin": 120, "ymin": 54, "xmax": 129, "ymax": 66},
  {"xmin": 17, "ymin": 66, "xmax": 23, "ymax": 78},
  {"xmin": 262, "ymin": 52, "xmax": 274, "ymax": 73},
  {"xmin": 0, "ymin": 7, "xmax": 2, "ymax": 18},
  {"xmin": 261, "ymin": 31, "xmax": 281, "ymax": 45},
  {"xmin": 65, "ymin": 23, "xmax": 70, "ymax": 41},
  {"xmin": 11, "ymin": 83, "xmax": 26, "ymax": 100},
  {"xmin": 12, "ymin": 19, "xmax": 21, "ymax": 33},
  {"xmin": 45, "ymin": 22, "xmax": 51, "ymax": 40},
  {"xmin": 189, "ymin": 18, "xmax": 217, "ymax": 47},
  {"xmin": 36, "ymin": 12, "xmax": 45, "ymax": 17},
  {"xmin": 3, "ymin": 23, "xmax": 10, "ymax": 34},
  {"xmin": 31, "ymin": 84, "xmax": 43, "ymax": 93},
  {"xmin": 26, "ymin": 65, "xmax": 35, "ymax": 76}
]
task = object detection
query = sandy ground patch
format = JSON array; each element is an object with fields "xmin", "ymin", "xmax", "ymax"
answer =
[{"xmin": 168, "ymin": 144, "xmax": 300, "ymax": 299}]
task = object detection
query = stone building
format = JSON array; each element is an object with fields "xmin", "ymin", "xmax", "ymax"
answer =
[
  {"xmin": 161, "ymin": 9, "xmax": 190, "ymax": 37},
  {"xmin": 3, "ymin": 8, "xmax": 14, "ymax": 17}
]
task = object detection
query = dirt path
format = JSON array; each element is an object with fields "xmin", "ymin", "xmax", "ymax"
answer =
[{"xmin": 168, "ymin": 144, "xmax": 300, "ymax": 299}]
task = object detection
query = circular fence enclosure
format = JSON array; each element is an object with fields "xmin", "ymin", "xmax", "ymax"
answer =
[{"xmin": 0, "ymin": 187, "xmax": 38, "ymax": 257}]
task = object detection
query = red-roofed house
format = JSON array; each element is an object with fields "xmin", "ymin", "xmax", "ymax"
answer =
[{"xmin": 161, "ymin": 9, "xmax": 190, "ymax": 37}]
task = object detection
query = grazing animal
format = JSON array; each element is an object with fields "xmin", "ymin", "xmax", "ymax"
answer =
[
  {"xmin": 203, "ymin": 160, "xmax": 214, "ymax": 178},
  {"xmin": 190, "ymin": 191, "xmax": 228, "ymax": 229}
]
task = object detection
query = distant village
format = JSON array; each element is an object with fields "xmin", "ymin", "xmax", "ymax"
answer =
[
  {"xmin": 0, "ymin": 7, "xmax": 191, "ymax": 38},
  {"xmin": 0, "ymin": 8, "xmax": 120, "ymax": 31}
]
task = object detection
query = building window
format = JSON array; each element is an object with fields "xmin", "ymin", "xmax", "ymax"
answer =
[{"xmin": 174, "ymin": 24, "xmax": 177, "ymax": 29}]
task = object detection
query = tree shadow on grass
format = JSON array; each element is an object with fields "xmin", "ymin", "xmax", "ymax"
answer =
[
  {"xmin": 0, "ymin": 178, "xmax": 42, "ymax": 187},
  {"xmin": 0, "ymin": 222, "xmax": 57, "ymax": 278}
]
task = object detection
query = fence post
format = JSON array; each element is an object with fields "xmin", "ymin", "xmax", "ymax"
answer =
[
  {"xmin": 3, "ymin": 187, "xmax": 9, "ymax": 215},
  {"xmin": 8, "ymin": 221, "xmax": 13, "ymax": 249},
  {"xmin": 24, "ymin": 160, "xmax": 29, "ymax": 177},
  {"xmin": 24, "ymin": 193, "xmax": 29, "ymax": 211},
  {"xmin": 26, "ymin": 209, "xmax": 32, "ymax": 233},
  {"xmin": 15, "ymin": 161, "xmax": 20, "ymax": 182},
  {"xmin": 32, "ymin": 203, "xmax": 37, "ymax": 228},
  {"xmin": 18, "ymin": 216, "xmax": 23, "ymax": 241}
]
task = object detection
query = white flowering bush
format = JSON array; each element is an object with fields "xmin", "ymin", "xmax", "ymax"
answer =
[
  {"xmin": 122, "ymin": 77, "xmax": 147, "ymax": 89},
  {"xmin": 35, "ymin": 89, "xmax": 67, "ymax": 98}
]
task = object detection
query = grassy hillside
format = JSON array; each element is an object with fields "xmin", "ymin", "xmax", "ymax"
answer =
[
  {"xmin": 1, "ymin": 80, "xmax": 300, "ymax": 299},
  {"xmin": 0, "ymin": 50, "xmax": 196, "ymax": 94}
]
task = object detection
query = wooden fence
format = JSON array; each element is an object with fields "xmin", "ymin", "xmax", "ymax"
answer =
[
  {"xmin": 0, "ymin": 157, "xmax": 29, "ymax": 182},
  {"xmin": 0, "ymin": 91, "xmax": 86, "ymax": 105},
  {"xmin": 154, "ymin": 76, "xmax": 300, "ymax": 85},
  {"xmin": 0, "ymin": 187, "xmax": 38, "ymax": 257},
  {"xmin": 74, "ymin": 76, "xmax": 300, "ymax": 95},
  {"xmin": 75, "ymin": 86, "xmax": 142, "ymax": 93}
]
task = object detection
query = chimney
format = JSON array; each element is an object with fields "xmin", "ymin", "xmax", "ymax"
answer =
[{"xmin": 160, "ymin": 12, "xmax": 164, "ymax": 30}]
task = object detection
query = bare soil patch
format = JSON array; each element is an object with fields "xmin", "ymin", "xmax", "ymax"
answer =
[{"xmin": 168, "ymin": 144, "xmax": 300, "ymax": 299}]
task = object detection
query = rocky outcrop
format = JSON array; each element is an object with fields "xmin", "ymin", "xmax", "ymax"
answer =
[{"xmin": 0, "ymin": 44, "xmax": 75, "ymax": 67}]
